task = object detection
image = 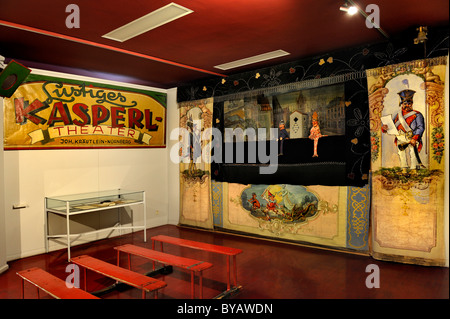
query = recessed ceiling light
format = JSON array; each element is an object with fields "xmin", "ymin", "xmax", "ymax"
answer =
[
  {"xmin": 102, "ymin": 2, "xmax": 193, "ymax": 42},
  {"xmin": 214, "ymin": 50, "xmax": 290, "ymax": 70}
]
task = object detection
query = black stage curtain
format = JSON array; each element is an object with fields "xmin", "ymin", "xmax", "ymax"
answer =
[{"xmin": 211, "ymin": 136, "xmax": 347, "ymax": 186}]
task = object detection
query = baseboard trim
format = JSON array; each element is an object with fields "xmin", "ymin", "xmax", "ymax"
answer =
[{"xmin": 0, "ymin": 263, "xmax": 9, "ymax": 275}]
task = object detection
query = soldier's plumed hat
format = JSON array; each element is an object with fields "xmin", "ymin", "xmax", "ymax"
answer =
[
  {"xmin": 398, "ymin": 89, "xmax": 416, "ymax": 104},
  {"xmin": 398, "ymin": 79, "xmax": 415, "ymax": 104}
]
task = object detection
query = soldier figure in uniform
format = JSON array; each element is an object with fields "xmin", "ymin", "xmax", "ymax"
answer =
[{"xmin": 381, "ymin": 80, "xmax": 425, "ymax": 171}]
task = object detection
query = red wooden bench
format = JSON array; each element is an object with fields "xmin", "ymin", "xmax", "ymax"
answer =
[
  {"xmin": 70, "ymin": 255, "xmax": 166, "ymax": 299},
  {"xmin": 115, "ymin": 244, "xmax": 213, "ymax": 299},
  {"xmin": 17, "ymin": 267, "xmax": 99, "ymax": 299},
  {"xmin": 151, "ymin": 235, "xmax": 243, "ymax": 293}
]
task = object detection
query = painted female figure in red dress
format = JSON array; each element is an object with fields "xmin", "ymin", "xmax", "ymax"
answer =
[{"xmin": 309, "ymin": 112, "xmax": 327, "ymax": 157}]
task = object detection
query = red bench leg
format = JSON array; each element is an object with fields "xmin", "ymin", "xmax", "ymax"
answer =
[
  {"xmin": 199, "ymin": 271, "xmax": 203, "ymax": 299},
  {"xmin": 191, "ymin": 271, "xmax": 194, "ymax": 299},
  {"xmin": 233, "ymin": 255, "xmax": 238, "ymax": 287},
  {"xmin": 151, "ymin": 240, "xmax": 162, "ymax": 269},
  {"xmin": 116, "ymin": 250, "xmax": 133, "ymax": 270},
  {"xmin": 151, "ymin": 239, "xmax": 163, "ymax": 252},
  {"xmin": 20, "ymin": 278, "xmax": 24, "ymax": 299},
  {"xmin": 83, "ymin": 268, "xmax": 87, "ymax": 291},
  {"xmin": 226, "ymin": 256, "xmax": 231, "ymax": 291}
]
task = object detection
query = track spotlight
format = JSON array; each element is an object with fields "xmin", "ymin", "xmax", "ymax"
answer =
[{"xmin": 340, "ymin": 3, "xmax": 358, "ymax": 15}]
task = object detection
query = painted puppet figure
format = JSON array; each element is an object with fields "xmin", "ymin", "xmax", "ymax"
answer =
[
  {"xmin": 186, "ymin": 116, "xmax": 202, "ymax": 175},
  {"xmin": 309, "ymin": 112, "xmax": 326, "ymax": 157},
  {"xmin": 278, "ymin": 120, "xmax": 289, "ymax": 155}
]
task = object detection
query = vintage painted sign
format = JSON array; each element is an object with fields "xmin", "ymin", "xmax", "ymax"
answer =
[{"xmin": 3, "ymin": 74, "xmax": 166, "ymax": 149}]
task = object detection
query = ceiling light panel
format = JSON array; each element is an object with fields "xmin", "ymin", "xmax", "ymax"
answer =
[
  {"xmin": 102, "ymin": 2, "xmax": 193, "ymax": 42},
  {"xmin": 214, "ymin": 50, "xmax": 290, "ymax": 70}
]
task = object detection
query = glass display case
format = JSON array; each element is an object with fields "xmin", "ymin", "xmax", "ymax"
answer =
[{"xmin": 45, "ymin": 189, "xmax": 146, "ymax": 260}]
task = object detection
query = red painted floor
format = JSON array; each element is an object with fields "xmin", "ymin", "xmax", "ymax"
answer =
[{"xmin": 0, "ymin": 224, "xmax": 448, "ymax": 300}]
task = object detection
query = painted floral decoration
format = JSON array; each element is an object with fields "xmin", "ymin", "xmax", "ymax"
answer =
[
  {"xmin": 431, "ymin": 126, "xmax": 444, "ymax": 164},
  {"xmin": 370, "ymin": 131, "xmax": 380, "ymax": 163}
]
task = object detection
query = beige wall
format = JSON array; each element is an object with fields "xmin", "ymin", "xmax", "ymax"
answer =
[{"xmin": 1, "ymin": 69, "xmax": 180, "ymax": 261}]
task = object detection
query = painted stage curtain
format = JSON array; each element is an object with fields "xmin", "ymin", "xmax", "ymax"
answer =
[
  {"xmin": 367, "ymin": 56, "xmax": 447, "ymax": 266},
  {"xmin": 212, "ymin": 182, "xmax": 370, "ymax": 252},
  {"xmin": 178, "ymin": 98, "xmax": 214, "ymax": 229}
]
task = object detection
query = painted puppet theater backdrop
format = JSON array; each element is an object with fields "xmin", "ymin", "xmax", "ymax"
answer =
[
  {"xmin": 177, "ymin": 77, "xmax": 372, "ymax": 252},
  {"xmin": 367, "ymin": 56, "xmax": 447, "ymax": 266},
  {"xmin": 176, "ymin": 26, "xmax": 448, "ymax": 264},
  {"xmin": 178, "ymin": 98, "xmax": 214, "ymax": 229},
  {"xmin": 209, "ymin": 81, "xmax": 370, "ymax": 251},
  {"xmin": 3, "ymin": 74, "xmax": 167, "ymax": 149}
]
